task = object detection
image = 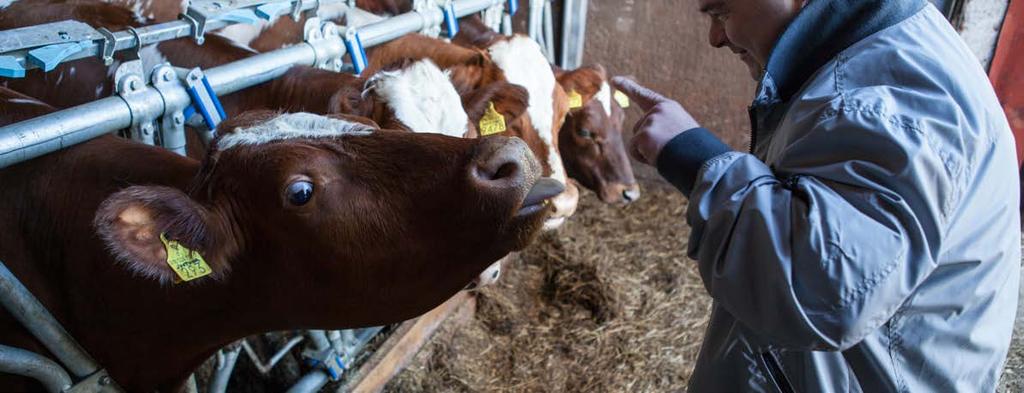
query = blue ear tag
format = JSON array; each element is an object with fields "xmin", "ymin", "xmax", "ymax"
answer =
[
  {"xmin": 441, "ymin": 2, "xmax": 459, "ymax": 39},
  {"xmin": 343, "ymin": 29, "xmax": 368, "ymax": 75}
]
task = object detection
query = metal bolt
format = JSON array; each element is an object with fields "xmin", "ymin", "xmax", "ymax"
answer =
[
  {"xmin": 58, "ymin": 31, "xmax": 70, "ymax": 40},
  {"xmin": 174, "ymin": 114, "xmax": 184, "ymax": 125},
  {"xmin": 162, "ymin": 71, "xmax": 174, "ymax": 82},
  {"xmin": 128, "ymin": 79, "xmax": 140, "ymax": 91},
  {"xmin": 99, "ymin": 376, "xmax": 111, "ymax": 385},
  {"xmin": 142, "ymin": 124, "xmax": 153, "ymax": 136}
]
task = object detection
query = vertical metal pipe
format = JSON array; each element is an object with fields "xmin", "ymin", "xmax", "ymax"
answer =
[
  {"xmin": 0, "ymin": 344, "xmax": 72, "ymax": 393},
  {"xmin": 0, "ymin": 261, "xmax": 99, "ymax": 378},
  {"xmin": 559, "ymin": 0, "xmax": 588, "ymax": 69},
  {"xmin": 542, "ymin": 0, "xmax": 556, "ymax": 63}
]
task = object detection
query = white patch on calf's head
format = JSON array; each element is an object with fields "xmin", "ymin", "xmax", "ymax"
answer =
[
  {"xmin": 215, "ymin": 23, "xmax": 270, "ymax": 49},
  {"xmin": 596, "ymin": 81, "xmax": 612, "ymax": 117},
  {"xmin": 217, "ymin": 112, "xmax": 374, "ymax": 150},
  {"xmin": 139, "ymin": 44, "xmax": 169, "ymax": 77},
  {"xmin": 364, "ymin": 59, "xmax": 469, "ymax": 137},
  {"xmin": 487, "ymin": 36, "xmax": 566, "ymax": 184}
]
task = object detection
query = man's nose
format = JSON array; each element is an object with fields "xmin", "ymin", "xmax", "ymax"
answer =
[{"xmin": 708, "ymin": 22, "xmax": 728, "ymax": 48}]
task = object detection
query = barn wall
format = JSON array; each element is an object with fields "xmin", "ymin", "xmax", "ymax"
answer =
[
  {"xmin": 582, "ymin": 1, "xmax": 755, "ymax": 150},
  {"xmin": 958, "ymin": 0, "xmax": 1010, "ymax": 69}
]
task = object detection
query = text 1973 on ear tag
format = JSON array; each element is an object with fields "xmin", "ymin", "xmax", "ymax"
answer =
[
  {"xmin": 479, "ymin": 102, "xmax": 507, "ymax": 136},
  {"xmin": 160, "ymin": 233, "xmax": 212, "ymax": 283}
]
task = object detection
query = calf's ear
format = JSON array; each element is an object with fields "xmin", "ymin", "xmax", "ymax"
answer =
[
  {"xmin": 93, "ymin": 186, "xmax": 231, "ymax": 285},
  {"xmin": 556, "ymin": 66, "xmax": 605, "ymax": 104}
]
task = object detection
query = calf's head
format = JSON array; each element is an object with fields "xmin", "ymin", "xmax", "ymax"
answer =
[
  {"xmin": 94, "ymin": 111, "xmax": 557, "ymax": 326},
  {"xmin": 556, "ymin": 65, "xmax": 640, "ymax": 204}
]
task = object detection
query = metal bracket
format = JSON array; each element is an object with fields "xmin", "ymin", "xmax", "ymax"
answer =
[
  {"xmin": 114, "ymin": 60, "xmax": 158, "ymax": 146},
  {"xmin": 440, "ymin": 0, "xmax": 459, "ymax": 39},
  {"xmin": 96, "ymin": 28, "xmax": 117, "ymax": 66},
  {"xmin": 292, "ymin": 0, "xmax": 320, "ymax": 21},
  {"xmin": 183, "ymin": 68, "xmax": 227, "ymax": 134},
  {"xmin": 150, "ymin": 64, "xmax": 188, "ymax": 156},
  {"xmin": 413, "ymin": 0, "xmax": 442, "ymax": 38},
  {"xmin": 0, "ymin": 20, "xmax": 100, "ymax": 55},
  {"xmin": 65, "ymin": 369, "xmax": 123, "ymax": 393},
  {"xmin": 342, "ymin": 27, "xmax": 367, "ymax": 75},
  {"xmin": 301, "ymin": 347, "xmax": 346, "ymax": 381}
]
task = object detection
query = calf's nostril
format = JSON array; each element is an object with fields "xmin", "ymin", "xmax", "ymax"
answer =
[{"xmin": 492, "ymin": 162, "xmax": 519, "ymax": 181}]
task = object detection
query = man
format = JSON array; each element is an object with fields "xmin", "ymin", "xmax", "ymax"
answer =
[{"xmin": 613, "ymin": 0, "xmax": 1021, "ymax": 391}]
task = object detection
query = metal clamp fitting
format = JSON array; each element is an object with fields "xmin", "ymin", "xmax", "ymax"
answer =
[
  {"xmin": 440, "ymin": 0, "xmax": 459, "ymax": 39},
  {"xmin": 183, "ymin": 68, "xmax": 227, "ymax": 133},
  {"xmin": 342, "ymin": 28, "xmax": 367, "ymax": 75}
]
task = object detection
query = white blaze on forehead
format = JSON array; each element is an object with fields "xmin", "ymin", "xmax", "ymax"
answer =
[
  {"xmin": 596, "ymin": 81, "xmax": 612, "ymax": 117},
  {"xmin": 365, "ymin": 59, "xmax": 469, "ymax": 138},
  {"xmin": 488, "ymin": 36, "xmax": 565, "ymax": 183},
  {"xmin": 217, "ymin": 112, "xmax": 374, "ymax": 150}
]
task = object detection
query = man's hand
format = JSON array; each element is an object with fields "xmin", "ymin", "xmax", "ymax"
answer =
[{"xmin": 611, "ymin": 77, "xmax": 701, "ymax": 166}]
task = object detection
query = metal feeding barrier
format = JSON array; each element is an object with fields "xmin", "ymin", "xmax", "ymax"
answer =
[{"xmin": 0, "ymin": 0, "xmax": 588, "ymax": 391}]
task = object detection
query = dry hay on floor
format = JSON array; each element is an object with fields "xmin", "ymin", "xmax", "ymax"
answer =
[
  {"xmin": 386, "ymin": 178, "xmax": 713, "ymax": 392},
  {"xmin": 386, "ymin": 176, "xmax": 1024, "ymax": 393}
]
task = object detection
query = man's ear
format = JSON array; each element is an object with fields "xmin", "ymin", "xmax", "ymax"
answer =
[
  {"xmin": 93, "ymin": 186, "xmax": 231, "ymax": 284},
  {"xmin": 556, "ymin": 66, "xmax": 605, "ymax": 104}
]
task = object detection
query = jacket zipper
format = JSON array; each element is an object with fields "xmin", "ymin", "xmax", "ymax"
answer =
[{"xmin": 761, "ymin": 351, "xmax": 796, "ymax": 393}]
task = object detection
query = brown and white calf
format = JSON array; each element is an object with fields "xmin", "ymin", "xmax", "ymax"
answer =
[
  {"xmin": 555, "ymin": 65, "xmax": 640, "ymax": 204},
  {"xmin": 0, "ymin": 88, "xmax": 558, "ymax": 391},
  {"xmin": 0, "ymin": 0, "xmax": 471, "ymax": 138},
  {"xmin": 456, "ymin": 16, "xmax": 640, "ymax": 205},
  {"xmin": 361, "ymin": 33, "xmax": 578, "ymax": 230}
]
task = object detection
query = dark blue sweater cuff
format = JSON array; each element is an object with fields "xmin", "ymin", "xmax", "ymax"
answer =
[{"xmin": 656, "ymin": 128, "xmax": 733, "ymax": 197}]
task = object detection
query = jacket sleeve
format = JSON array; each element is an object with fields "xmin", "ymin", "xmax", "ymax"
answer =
[{"xmin": 658, "ymin": 97, "xmax": 955, "ymax": 351}]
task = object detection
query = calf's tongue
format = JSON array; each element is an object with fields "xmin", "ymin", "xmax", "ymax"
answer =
[{"xmin": 523, "ymin": 178, "xmax": 565, "ymax": 207}]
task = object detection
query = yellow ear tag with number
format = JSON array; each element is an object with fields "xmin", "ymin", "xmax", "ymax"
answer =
[
  {"xmin": 479, "ymin": 102, "xmax": 507, "ymax": 136},
  {"xmin": 567, "ymin": 90, "xmax": 584, "ymax": 109},
  {"xmin": 614, "ymin": 90, "xmax": 631, "ymax": 108},
  {"xmin": 160, "ymin": 233, "xmax": 212, "ymax": 282}
]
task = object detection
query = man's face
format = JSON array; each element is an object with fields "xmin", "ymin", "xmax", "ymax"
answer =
[{"xmin": 699, "ymin": 0, "xmax": 804, "ymax": 80}]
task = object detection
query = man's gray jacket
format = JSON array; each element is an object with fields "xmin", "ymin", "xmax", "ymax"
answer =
[{"xmin": 655, "ymin": 1, "xmax": 1021, "ymax": 391}]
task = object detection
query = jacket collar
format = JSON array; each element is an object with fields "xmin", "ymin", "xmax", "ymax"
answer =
[{"xmin": 752, "ymin": 0, "xmax": 928, "ymax": 105}]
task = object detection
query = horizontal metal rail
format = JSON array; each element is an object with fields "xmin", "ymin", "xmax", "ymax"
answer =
[
  {"xmin": 0, "ymin": 0, "xmax": 339, "ymax": 74},
  {"xmin": 0, "ymin": 0, "xmax": 504, "ymax": 169}
]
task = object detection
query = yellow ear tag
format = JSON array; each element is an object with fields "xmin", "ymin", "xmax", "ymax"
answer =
[
  {"xmin": 160, "ymin": 233, "xmax": 212, "ymax": 282},
  {"xmin": 479, "ymin": 102, "xmax": 507, "ymax": 136},
  {"xmin": 567, "ymin": 90, "xmax": 584, "ymax": 109},
  {"xmin": 614, "ymin": 90, "xmax": 631, "ymax": 108}
]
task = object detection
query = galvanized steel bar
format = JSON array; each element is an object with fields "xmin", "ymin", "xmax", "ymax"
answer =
[
  {"xmin": 0, "ymin": 261, "xmax": 99, "ymax": 378},
  {"xmin": 559, "ymin": 0, "xmax": 588, "ymax": 69},
  {"xmin": 0, "ymin": 344, "xmax": 73, "ymax": 393},
  {"xmin": 0, "ymin": 0, "xmax": 505, "ymax": 169}
]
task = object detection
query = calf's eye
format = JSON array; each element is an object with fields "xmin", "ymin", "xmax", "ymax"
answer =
[
  {"xmin": 286, "ymin": 181, "xmax": 314, "ymax": 206},
  {"xmin": 577, "ymin": 129, "xmax": 592, "ymax": 138}
]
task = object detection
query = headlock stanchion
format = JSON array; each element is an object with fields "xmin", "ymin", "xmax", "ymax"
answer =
[
  {"xmin": 0, "ymin": 0, "xmax": 509, "ymax": 169},
  {"xmin": 0, "ymin": 0, "xmax": 519, "ymax": 390}
]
